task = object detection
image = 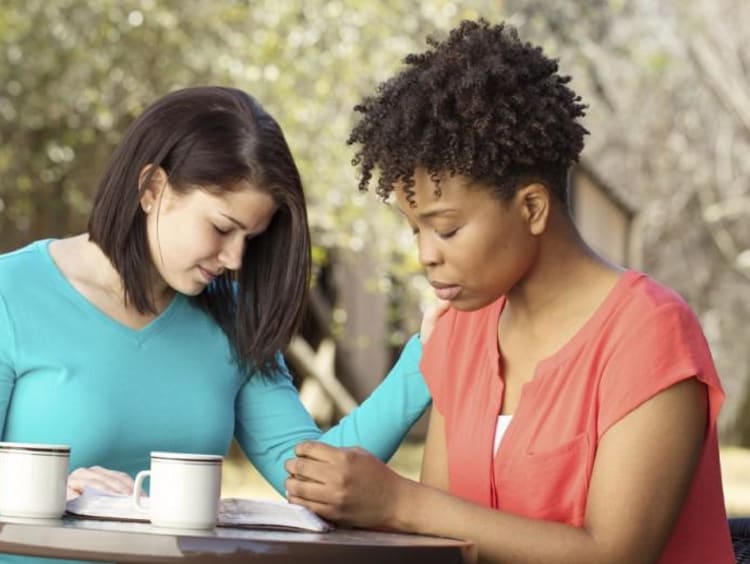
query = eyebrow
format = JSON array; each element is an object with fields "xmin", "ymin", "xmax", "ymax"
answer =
[
  {"xmin": 394, "ymin": 207, "xmax": 460, "ymax": 223},
  {"xmin": 416, "ymin": 209, "xmax": 460, "ymax": 220},
  {"xmin": 220, "ymin": 213, "xmax": 248, "ymax": 230}
]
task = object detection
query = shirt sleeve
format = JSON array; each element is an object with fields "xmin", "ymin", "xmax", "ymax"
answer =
[
  {"xmin": 597, "ymin": 301, "xmax": 724, "ymax": 439},
  {"xmin": 0, "ymin": 292, "xmax": 17, "ymax": 438},
  {"xmin": 234, "ymin": 334, "xmax": 430, "ymax": 494}
]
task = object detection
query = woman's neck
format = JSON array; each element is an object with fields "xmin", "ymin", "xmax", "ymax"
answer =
[
  {"xmin": 74, "ymin": 234, "xmax": 175, "ymax": 312},
  {"xmin": 503, "ymin": 214, "xmax": 623, "ymax": 332}
]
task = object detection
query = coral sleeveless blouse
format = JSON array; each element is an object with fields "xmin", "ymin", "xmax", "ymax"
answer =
[{"xmin": 421, "ymin": 271, "xmax": 733, "ymax": 563}]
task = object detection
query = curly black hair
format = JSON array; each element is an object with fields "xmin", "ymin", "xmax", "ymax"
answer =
[{"xmin": 348, "ymin": 19, "xmax": 588, "ymax": 206}]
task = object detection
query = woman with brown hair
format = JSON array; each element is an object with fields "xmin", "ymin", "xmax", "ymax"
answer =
[{"xmin": 0, "ymin": 86, "xmax": 433, "ymax": 563}]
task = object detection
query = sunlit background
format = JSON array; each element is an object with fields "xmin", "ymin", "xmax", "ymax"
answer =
[{"xmin": 1, "ymin": 0, "xmax": 749, "ymax": 514}]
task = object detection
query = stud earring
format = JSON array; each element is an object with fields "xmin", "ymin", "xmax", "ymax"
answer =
[{"xmin": 144, "ymin": 204, "xmax": 152, "ymax": 213}]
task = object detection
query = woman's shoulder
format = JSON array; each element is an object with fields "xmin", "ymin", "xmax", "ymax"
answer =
[
  {"xmin": 0, "ymin": 239, "xmax": 53, "ymax": 292},
  {"xmin": 625, "ymin": 270, "xmax": 691, "ymax": 306},
  {"xmin": 596, "ymin": 270, "xmax": 715, "ymax": 382},
  {"xmin": 611, "ymin": 270, "xmax": 701, "ymax": 330},
  {"xmin": 0, "ymin": 239, "xmax": 49, "ymax": 263}
]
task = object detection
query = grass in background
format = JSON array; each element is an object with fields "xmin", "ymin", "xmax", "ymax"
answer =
[{"xmin": 721, "ymin": 447, "xmax": 750, "ymax": 517}]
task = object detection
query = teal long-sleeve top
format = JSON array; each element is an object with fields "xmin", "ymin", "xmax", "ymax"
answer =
[{"xmin": 0, "ymin": 240, "xmax": 430, "ymax": 564}]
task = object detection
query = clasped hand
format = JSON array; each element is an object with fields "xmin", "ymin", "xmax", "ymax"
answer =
[
  {"xmin": 284, "ymin": 301, "xmax": 449, "ymax": 527},
  {"xmin": 284, "ymin": 442, "xmax": 407, "ymax": 528}
]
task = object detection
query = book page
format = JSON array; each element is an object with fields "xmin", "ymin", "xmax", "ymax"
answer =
[{"xmin": 66, "ymin": 487, "xmax": 332, "ymax": 532}]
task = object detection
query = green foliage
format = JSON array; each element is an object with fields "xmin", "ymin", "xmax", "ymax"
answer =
[
  {"xmin": 0, "ymin": 0, "xmax": 501, "ymax": 270},
  {"xmin": 0, "ymin": 0, "xmax": 503, "ymax": 355}
]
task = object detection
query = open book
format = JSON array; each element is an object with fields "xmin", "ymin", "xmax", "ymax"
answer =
[{"xmin": 65, "ymin": 487, "xmax": 332, "ymax": 533}]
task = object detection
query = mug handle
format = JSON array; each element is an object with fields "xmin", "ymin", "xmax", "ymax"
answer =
[{"xmin": 132, "ymin": 470, "xmax": 151, "ymax": 510}]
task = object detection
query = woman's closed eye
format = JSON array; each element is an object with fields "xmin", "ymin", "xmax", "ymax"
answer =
[
  {"xmin": 437, "ymin": 227, "xmax": 459, "ymax": 239},
  {"xmin": 409, "ymin": 226, "xmax": 459, "ymax": 239},
  {"xmin": 213, "ymin": 225, "xmax": 232, "ymax": 235}
]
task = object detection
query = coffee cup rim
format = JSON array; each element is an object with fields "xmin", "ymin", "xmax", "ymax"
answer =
[
  {"xmin": 0, "ymin": 442, "xmax": 71, "ymax": 453},
  {"xmin": 151, "ymin": 451, "xmax": 223, "ymax": 462}
]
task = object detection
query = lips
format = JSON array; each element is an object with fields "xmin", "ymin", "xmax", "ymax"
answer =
[
  {"xmin": 198, "ymin": 266, "xmax": 221, "ymax": 283},
  {"xmin": 430, "ymin": 281, "xmax": 461, "ymax": 301}
]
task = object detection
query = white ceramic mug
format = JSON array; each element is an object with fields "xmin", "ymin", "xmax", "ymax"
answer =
[
  {"xmin": 132, "ymin": 451, "xmax": 222, "ymax": 529},
  {"xmin": 0, "ymin": 442, "xmax": 70, "ymax": 519}
]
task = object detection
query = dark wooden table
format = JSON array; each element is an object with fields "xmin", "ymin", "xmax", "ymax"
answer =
[{"xmin": 0, "ymin": 515, "xmax": 474, "ymax": 563}]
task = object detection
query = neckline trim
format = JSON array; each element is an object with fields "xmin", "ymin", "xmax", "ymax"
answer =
[
  {"xmin": 38, "ymin": 238, "xmax": 186, "ymax": 341},
  {"xmin": 487, "ymin": 269, "xmax": 643, "ymax": 373}
]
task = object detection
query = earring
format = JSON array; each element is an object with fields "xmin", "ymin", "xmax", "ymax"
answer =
[{"xmin": 144, "ymin": 204, "xmax": 152, "ymax": 213}]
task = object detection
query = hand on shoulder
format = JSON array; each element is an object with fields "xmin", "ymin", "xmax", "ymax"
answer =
[{"xmin": 420, "ymin": 300, "xmax": 450, "ymax": 343}]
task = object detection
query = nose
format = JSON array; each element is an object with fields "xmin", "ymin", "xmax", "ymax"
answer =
[
  {"xmin": 218, "ymin": 235, "xmax": 245, "ymax": 271},
  {"xmin": 417, "ymin": 233, "xmax": 441, "ymax": 268}
]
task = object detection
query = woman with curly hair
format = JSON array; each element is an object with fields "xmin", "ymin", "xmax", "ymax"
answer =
[{"xmin": 285, "ymin": 20, "xmax": 734, "ymax": 563}]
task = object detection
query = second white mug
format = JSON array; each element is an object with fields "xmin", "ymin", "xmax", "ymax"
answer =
[
  {"xmin": 0, "ymin": 442, "xmax": 70, "ymax": 519},
  {"xmin": 132, "ymin": 451, "xmax": 222, "ymax": 529}
]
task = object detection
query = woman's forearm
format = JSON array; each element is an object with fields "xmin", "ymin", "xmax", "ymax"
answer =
[{"xmin": 393, "ymin": 479, "xmax": 626, "ymax": 564}]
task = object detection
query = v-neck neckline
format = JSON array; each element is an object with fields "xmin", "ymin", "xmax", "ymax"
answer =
[
  {"xmin": 487, "ymin": 269, "xmax": 642, "ymax": 479},
  {"xmin": 39, "ymin": 239, "xmax": 186, "ymax": 343}
]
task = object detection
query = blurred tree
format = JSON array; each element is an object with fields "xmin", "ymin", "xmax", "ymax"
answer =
[
  {"xmin": 0, "ymin": 0, "xmax": 500, "ymax": 420},
  {"xmin": 506, "ymin": 0, "xmax": 750, "ymax": 442},
  {"xmin": 4, "ymin": 0, "xmax": 746, "ymax": 442},
  {"xmin": 0, "ymin": 0, "xmax": 238, "ymax": 248},
  {"xmin": 0, "ymin": 0, "xmax": 499, "ymax": 302}
]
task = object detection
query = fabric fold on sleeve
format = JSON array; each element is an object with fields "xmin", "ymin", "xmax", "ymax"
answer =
[{"xmin": 597, "ymin": 302, "xmax": 724, "ymax": 440}]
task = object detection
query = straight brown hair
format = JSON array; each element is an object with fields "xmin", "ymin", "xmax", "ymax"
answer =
[{"xmin": 88, "ymin": 86, "xmax": 311, "ymax": 376}]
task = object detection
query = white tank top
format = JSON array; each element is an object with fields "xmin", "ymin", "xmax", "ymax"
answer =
[{"xmin": 493, "ymin": 415, "xmax": 514, "ymax": 454}]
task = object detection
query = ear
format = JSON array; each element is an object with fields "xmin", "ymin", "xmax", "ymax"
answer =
[
  {"xmin": 138, "ymin": 165, "xmax": 169, "ymax": 214},
  {"xmin": 516, "ymin": 183, "xmax": 550, "ymax": 236}
]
